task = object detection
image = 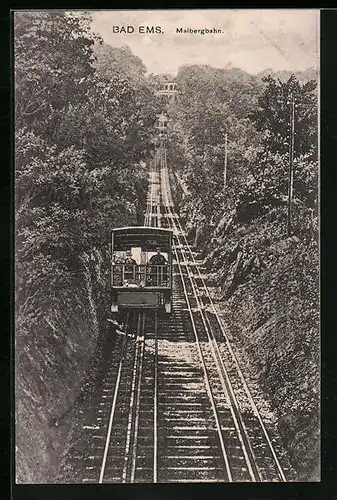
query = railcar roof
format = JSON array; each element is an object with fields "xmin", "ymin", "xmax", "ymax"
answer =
[
  {"xmin": 111, "ymin": 226, "xmax": 172, "ymax": 252},
  {"xmin": 112, "ymin": 226, "xmax": 173, "ymax": 234}
]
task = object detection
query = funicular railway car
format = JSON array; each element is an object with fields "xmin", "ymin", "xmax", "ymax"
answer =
[{"xmin": 110, "ymin": 227, "xmax": 173, "ymax": 314}]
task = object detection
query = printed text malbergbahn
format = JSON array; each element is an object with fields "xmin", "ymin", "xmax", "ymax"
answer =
[{"xmin": 176, "ymin": 28, "xmax": 223, "ymax": 34}]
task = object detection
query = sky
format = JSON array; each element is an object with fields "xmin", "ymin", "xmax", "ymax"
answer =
[{"xmin": 90, "ymin": 9, "xmax": 319, "ymax": 76}]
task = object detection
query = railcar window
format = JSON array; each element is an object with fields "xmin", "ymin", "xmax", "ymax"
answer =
[{"xmin": 111, "ymin": 245, "xmax": 169, "ymax": 287}]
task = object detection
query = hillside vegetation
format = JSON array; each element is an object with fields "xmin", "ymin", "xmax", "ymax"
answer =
[
  {"xmin": 14, "ymin": 12, "xmax": 161, "ymax": 482},
  {"xmin": 15, "ymin": 13, "xmax": 319, "ymax": 483},
  {"xmin": 166, "ymin": 64, "xmax": 319, "ymax": 480}
]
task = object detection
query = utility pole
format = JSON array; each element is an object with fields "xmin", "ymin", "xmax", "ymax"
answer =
[
  {"xmin": 224, "ymin": 132, "xmax": 228, "ymax": 189},
  {"xmin": 287, "ymin": 98, "xmax": 295, "ymax": 237}
]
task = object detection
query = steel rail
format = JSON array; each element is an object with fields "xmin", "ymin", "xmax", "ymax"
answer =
[
  {"xmin": 161, "ymin": 200, "xmax": 233, "ymax": 481},
  {"xmin": 153, "ymin": 311, "xmax": 158, "ymax": 483},
  {"xmin": 122, "ymin": 313, "xmax": 144, "ymax": 482},
  {"xmin": 150, "ymin": 155, "xmax": 159, "ymax": 482},
  {"xmin": 173, "ymin": 227, "xmax": 258, "ymax": 480},
  {"xmin": 166, "ymin": 155, "xmax": 286, "ymax": 482},
  {"xmin": 175, "ymin": 216, "xmax": 287, "ymax": 482},
  {"xmin": 161, "ymin": 148, "xmax": 287, "ymax": 482},
  {"xmin": 129, "ymin": 313, "xmax": 146, "ymax": 482},
  {"xmin": 99, "ymin": 149, "xmax": 162, "ymax": 484},
  {"xmin": 98, "ymin": 312, "xmax": 131, "ymax": 483},
  {"xmin": 145, "ymin": 155, "xmax": 156, "ymax": 226},
  {"xmin": 123, "ymin": 153, "xmax": 160, "ymax": 482},
  {"xmin": 160, "ymin": 161, "xmax": 259, "ymax": 481}
]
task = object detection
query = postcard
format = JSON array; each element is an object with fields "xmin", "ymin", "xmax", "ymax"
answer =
[{"xmin": 14, "ymin": 9, "xmax": 320, "ymax": 484}]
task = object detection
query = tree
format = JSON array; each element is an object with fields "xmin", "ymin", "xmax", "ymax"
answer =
[
  {"xmin": 93, "ymin": 43, "xmax": 147, "ymax": 85},
  {"xmin": 165, "ymin": 63, "xmax": 262, "ymax": 225},
  {"xmin": 250, "ymin": 75, "xmax": 318, "ymax": 159},
  {"xmin": 14, "ymin": 11, "xmax": 96, "ymax": 132},
  {"xmin": 15, "ymin": 11, "xmax": 156, "ymax": 312}
]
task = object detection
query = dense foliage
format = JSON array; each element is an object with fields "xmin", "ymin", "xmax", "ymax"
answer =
[
  {"xmin": 166, "ymin": 64, "xmax": 319, "ymax": 480},
  {"xmin": 168, "ymin": 66, "xmax": 318, "ymax": 233},
  {"xmin": 15, "ymin": 14, "xmax": 319, "ymax": 481},
  {"xmin": 15, "ymin": 12, "xmax": 159, "ymax": 332},
  {"xmin": 14, "ymin": 12, "xmax": 160, "ymax": 482}
]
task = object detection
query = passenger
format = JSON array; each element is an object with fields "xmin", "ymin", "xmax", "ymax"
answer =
[
  {"xmin": 125, "ymin": 250, "xmax": 137, "ymax": 266},
  {"xmin": 124, "ymin": 250, "xmax": 137, "ymax": 284},
  {"xmin": 112, "ymin": 253, "xmax": 124, "ymax": 264},
  {"xmin": 149, "ymin": 248, "xmax": 167, "ymax": 266},
  {"xmin": 111, "ymin": 254, "xmax": 123, "ymax": 286},
  {"xmin": 149, "ymin": 248, "xmax": 168, "ymax": 286}
]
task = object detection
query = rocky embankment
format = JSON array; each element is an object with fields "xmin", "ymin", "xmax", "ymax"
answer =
[
  {"xmin": 15, "ymin": 158, "xmax": 148, "ymax": 483},
  {"xmin": 15, "ymin": 249, "xmax": 109, "ymax": 483},
  {"xmin": 179, "ymin": 193, "xmax": 319, "ymax": 481}
]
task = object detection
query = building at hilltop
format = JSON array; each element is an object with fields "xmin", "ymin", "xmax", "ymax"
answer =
[{"xmin": 155, "ymin": 81, "xmax": 179, "ymax": 104}]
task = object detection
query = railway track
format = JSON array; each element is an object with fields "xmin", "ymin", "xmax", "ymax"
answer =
[
  {"xmin": 58, "ymin": 145, "xmax": 292, "ymax": 483},
  {"xmin": 158, "ymin": 146, "xmax": 291, "ymax": 482}
]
